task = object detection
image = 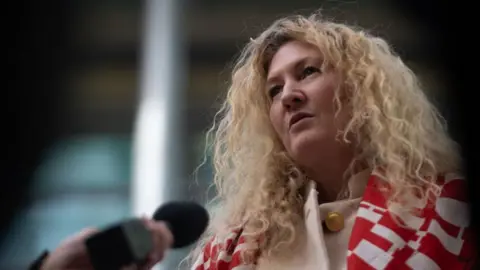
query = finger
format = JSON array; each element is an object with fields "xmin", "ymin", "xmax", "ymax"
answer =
[
  {"xmin": 43, "ymin": 227, "xmax": 99, "ymax": 270},
  {"xmin": 120, "ymin": 264, "xmax": 139, "ymax": 270},
  {"xmin": 143, "ymin": 220, "xmax": 173, "ymax": 264},
  {"xmin": 63, "ymin": 227, "xmax": 99, "ymax": 258},
  {"xmin": 130, "ymin": 258, "xmax": 158, "ymax": 270},
  {"xmin": 139, "ymin": 255, "xmax": 158, "ymax": 270},
  {"xmin": 149, "ymin": 221, "xmax": 173, "ymax": 248},
  {"xmin": 138, "ymin": 261, "xmax": 155, "ymax": 270},
  {"xmin": 58, "ymin": 227, "xmax": 98, "ymax": 247},
  {"xmin": 75, "ymin": 227, "xmax": 99, "ymax": 239}
]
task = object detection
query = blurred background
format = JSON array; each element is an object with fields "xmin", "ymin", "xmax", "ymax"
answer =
[{"xmin": 2, "ymin": 0, "xmax": 471, "ymax": 269}]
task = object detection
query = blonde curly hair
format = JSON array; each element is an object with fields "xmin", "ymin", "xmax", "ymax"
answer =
[{"xmin": 188, "ymin": 11, "xmax": 460, "ymax": 265}]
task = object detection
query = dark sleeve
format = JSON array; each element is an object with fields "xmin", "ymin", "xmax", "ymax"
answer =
[{"xmin": 28, "ymin": 250, "xmax": 49, "ymax": 270}]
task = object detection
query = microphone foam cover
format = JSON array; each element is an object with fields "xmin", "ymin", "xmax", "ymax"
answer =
[{"xmin": 152, "ymin": 201, "xmax": 209, "ymax": 248}]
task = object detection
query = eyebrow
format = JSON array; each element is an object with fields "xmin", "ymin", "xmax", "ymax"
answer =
[{"xmin": 265, "ymin": 56, "xmax": 321, "ymax": 86}]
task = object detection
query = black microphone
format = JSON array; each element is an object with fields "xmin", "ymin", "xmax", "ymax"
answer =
[{"xmin": 85, "ymin": 201, "xmax": 209, "ymax": 270}]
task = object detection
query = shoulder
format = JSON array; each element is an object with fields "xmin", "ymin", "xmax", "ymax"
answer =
[
  {"xmin": 192, "ymin": 227, "xmax": 258, "ymax": 270},
  {"xmin": 361, "ymin": 172, "xmax": 472, "ymax": 232},
  {"xmin": 362, "ymin": 172, "xmax": 468, "ymax": 206},
  {"xmin": 414, "ymin": 173, "xmax": 470, "ymax": 225},
  {"xmin": 436, "ymin": 173, "xmax": 468, "ymax": 202},
  {"xmin": 351, "ymin": 173, "xmax": 477, "ymax": 269},
  {"xmin": 410, "ymin": 174, "xmax": 477, "ymax": 268}
]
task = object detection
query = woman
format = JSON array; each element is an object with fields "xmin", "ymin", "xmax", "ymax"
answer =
[
  {"xmin": 31, "ymin": 12, "xmax": 476, "ymax": 270},
  {"xmin": 190, "ymin": 12, "xmax": 477, "ymax": 270}
]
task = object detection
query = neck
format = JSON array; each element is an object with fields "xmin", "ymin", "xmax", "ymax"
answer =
[
  {"xmin": 304, "ymin": 150, "xmax": 356, "ymax": 203},
  {"xmin": 308, "ymin": 165, "xmax": 350, "ymax": 203}
]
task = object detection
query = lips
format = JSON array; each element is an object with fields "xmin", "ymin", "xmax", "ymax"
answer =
[{"xmin": 289, "ymin": 112, "xmax": 313, "ymax": 128}]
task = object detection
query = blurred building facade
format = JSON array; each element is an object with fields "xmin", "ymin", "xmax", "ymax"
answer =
[{"xmin": 1, "ymin": 0, "xmax": 446, "ymax": 269}]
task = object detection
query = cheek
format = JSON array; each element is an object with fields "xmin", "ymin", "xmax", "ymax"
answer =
[
  {"xmin": 316, "ymin": 87, "xmax": 337, "ymax": 114},
  {"xmin": 336, "ymin": 106, "xmax": 352, "ymax": 128},
  {"xmin": 269, "ymin": 105, "xmax": 284, "ymax": 136},
  {"xmin": 314, "ymin": 74, "xmax": 340, "ymax": 113}
]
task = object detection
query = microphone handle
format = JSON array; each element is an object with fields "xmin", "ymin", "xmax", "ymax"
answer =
[{"xmin": 85, "ymin": 219, "xmax": 154, "ymax": 270}]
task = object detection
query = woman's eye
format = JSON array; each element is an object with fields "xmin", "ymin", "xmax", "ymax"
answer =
[
  {"xmin": 268, "ymin": 85, "xmax": 282, "ymax": 98},
  {"xmin": 300, "ymin": 66, "xmax": 320, "ymax": 79}
]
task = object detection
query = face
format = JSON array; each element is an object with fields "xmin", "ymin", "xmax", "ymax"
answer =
[{"xmin": 266, "ymin": 41, "xmax": 351, "ymax": 170}]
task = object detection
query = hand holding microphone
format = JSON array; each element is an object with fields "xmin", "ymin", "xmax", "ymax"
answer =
[
  {"xmin": 39, "ymin": 220, "xmax": 172, "ymax": 270},
  {"xmin": 36, "ymin": 202, "xmax": 209, "ymax": 270}
]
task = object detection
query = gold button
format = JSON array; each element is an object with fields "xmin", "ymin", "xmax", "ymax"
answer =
[{"xmin": 325, "ymin": 212, "xmax": 344, "ymax": 232}]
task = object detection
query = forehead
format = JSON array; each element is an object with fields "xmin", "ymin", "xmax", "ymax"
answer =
[{"xmin": 266, "ymin": 41, "xmax": 321, "ymax": 78}]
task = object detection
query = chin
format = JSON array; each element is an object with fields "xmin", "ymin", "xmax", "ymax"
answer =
[{"xmin": 287, "ymin": 131, "xmax": 327, "ymax": 166}]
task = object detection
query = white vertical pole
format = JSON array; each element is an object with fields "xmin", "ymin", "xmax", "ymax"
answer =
[{"xmin": 131, "ymin": 0, "xmax": 186, "ymax": 269}]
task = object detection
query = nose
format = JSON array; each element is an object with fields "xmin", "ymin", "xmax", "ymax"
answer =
[{"xmin": 281, "ymin": 85, "xmax": 306, "ymax": 110}]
